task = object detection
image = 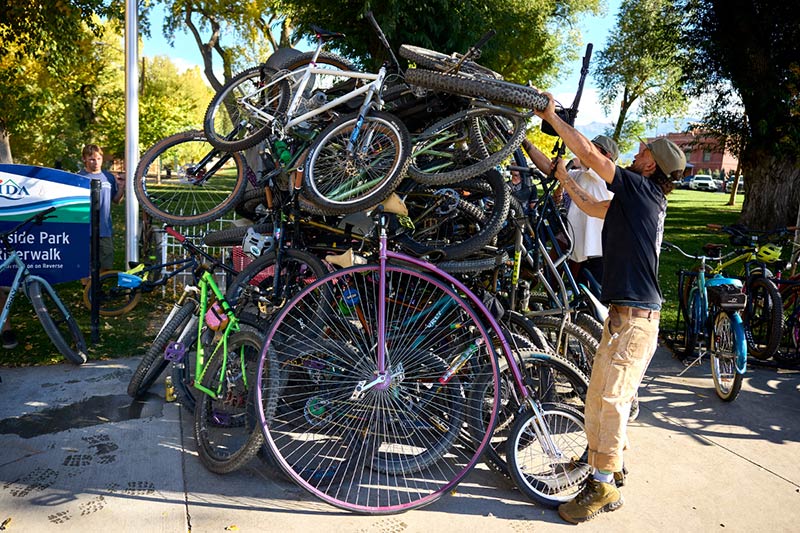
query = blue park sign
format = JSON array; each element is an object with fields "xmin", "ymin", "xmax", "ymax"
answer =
[{"xmin": 0, "ymin": 164, "xmax": 91, "ymax": 285}]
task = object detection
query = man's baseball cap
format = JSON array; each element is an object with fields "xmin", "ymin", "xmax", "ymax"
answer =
[
  {"xmin": 640, "ymin": 137, "xmax": 687, "ymax": 175},
  {"xmin": 591, "ymin": 135, "xmax": 619, "ymax": 161}
]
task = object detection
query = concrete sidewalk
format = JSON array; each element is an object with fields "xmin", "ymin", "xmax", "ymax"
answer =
[{"xmin": 0, "ymin": 345, "xmax": 798, "ymax": 532}]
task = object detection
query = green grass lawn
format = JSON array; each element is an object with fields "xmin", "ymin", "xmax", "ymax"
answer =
[
  {"xmin": 659, "ymin": 188, "xmax": 743, "ymax": 331},
  {"xmin": 1, "ymin": 189, "xmax": 745, "ymax": 366}
]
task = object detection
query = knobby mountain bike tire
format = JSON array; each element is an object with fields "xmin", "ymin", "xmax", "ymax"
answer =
[
  {"xmin": 256, "ymin": 264, "xmax": 501, "ymax": 513},
  {"xmin": 82, "ymin": 270, "xmax": 142, "ymax": 317},
  {"xmin": 743, "ymin": 276, "xmax": 782, "ymax": 360},
  {"xmin": 507, "ymin": 402, "xmax": 589, "ymax": 507},
  {"xmin": 194, "ymin": 329, "xmax": 267, "ymax": 474},
  {"xmin": 399, "ymin": 44, "xmax": 503, "ymax": 80},
  {"xmin": 393, "ymin": 170, "xmax": 510, "ymax": 261},
  {"xmin": 202, "ymin": 223, "xmax": 274, "ymax": 248},
  {"xmin": 302, "ymin": 111, "xmax": 411, "ymax": 214},
  {"xmin": 135, "ymin": 131, "xmax": 249, "ymax": 226},
  {"xmin": 710, "ymin": 310, "xmax": 745, "ymax": 401},
  {"xmin": 405, "ymin": 68, "xmax": 550, "ymax": 110},
  {"xmin": 528, "ymin": 315, "xmax": 599, "ymax": 378},
  {"xmin": 26, "ymin": 280, "xmax": 88, "ymax": 365},
  {"xmin": 128, "ymin": 300, "xmax": 198, "ymax": 399},
  {"xmin": 408, "ymin": 106, "xmax": 526, "ymax": 185}
]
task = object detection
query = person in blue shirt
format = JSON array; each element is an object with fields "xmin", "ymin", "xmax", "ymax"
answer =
[
  {"xmin": 534, "ymin": 95, "xmax": 685, "ymax": 524},
  {"xmin": 78, "ymin": 144, "xmax": 125, "ymax": 271}
]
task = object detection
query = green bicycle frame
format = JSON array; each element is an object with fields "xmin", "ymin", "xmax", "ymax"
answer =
[{"xmin": 192, "ymin": 269, "xmax": 245, "ymax": 398}]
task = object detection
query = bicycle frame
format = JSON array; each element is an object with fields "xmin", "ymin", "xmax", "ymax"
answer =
[{"xmin": 0, "ymin": 252, "xmax": 34, "ymax": 331}]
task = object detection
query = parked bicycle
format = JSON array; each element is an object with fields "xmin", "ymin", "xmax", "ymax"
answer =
[
  {"xmin": 0, "ymin": 207, "xmax": 87, "ymax": 364},
  {"xmin": 666, "ymin": 241, "xmax": 748, "ymax": 401}
]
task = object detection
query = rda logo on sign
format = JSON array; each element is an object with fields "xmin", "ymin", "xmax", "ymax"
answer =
[{"xmin": 0, "ymin": 177, "xmax": 31, "ymax": 201}]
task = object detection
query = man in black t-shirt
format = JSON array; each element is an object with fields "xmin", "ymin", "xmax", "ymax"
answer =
[{"xmin": 533, "ymin": 97, "xmax": 685, "ymax": 524}]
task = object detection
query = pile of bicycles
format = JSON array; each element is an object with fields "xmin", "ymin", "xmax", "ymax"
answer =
[{"xmin": 119, "ymin": 12, "xmax": 616, "ymax": 515}]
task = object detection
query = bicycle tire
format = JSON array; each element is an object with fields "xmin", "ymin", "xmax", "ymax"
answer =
[
  {"xmin": 683, "ymin": 288, "xmax": 702, "ymax": 359},
  {"xmin": 225, "ymin": 248, "xmax": 328, "ymax": 321},
  {"xmin": 302, "ymin": 110, "xmax": 411, "ymax": 213},
  {"xmin": 26, "ymin": 280, "xmax": 88, "ymax": 365},
  {"xmin": 128, "ymin": 300, "xmax": 198, "ymax": 399},
  {"xmin": 529, "ymin": 315, "xmax": 599, "ymax": 377},
  {"xmin": 470, "ymin": 349, "xmax": 587, "ymax": 483},
  {"xmin": 710, "ymin": 310, "xmax": 745, "ymax": 401},
  {"xmin": 506, "ymin": 402, "xmax": 589, "ymax": 507},
  {"xmin": 575, "ymin": 312, "xmax": 603, "ymax": 344},
  {"xmin": 194, "ymin": 329, "xmax": 266, "ymax": 474},
  {"xmin": 394, "ymin": 170, "xmax": 510, "ymax": 260},
  {"xmin": 82, "ymin": 270, "xmax": 142, "ymax": 317},
  {"xmin": 203, "ymin": 65, "xmax": 289, "ymax": 152},
  {"xmin": 743, "ymin": 276, "xmax": 782, "ymax": 360},
  {"xmin": 408, "ymin": 107, "xmax": 525, "ymax": 185},
  {"xmin": 135, "ymin": 130, "xmax": 249, "ymax": 226},
  {"xmin": 405, "ymin": 68, "xmax": 550, "ymax": 110},
  {"xmin": 202, "ymin": 223, "xmax": 273, "ymax": 248},
  {"xmin": 398, "ymin": 44, "xmax": 502, "ymax": 80},
  {"xmin": 256, "ymin": 264, "xmax": 500, "ymax": 513},
  {"xmin": 775, "ymin": 306, "xmax": 800, "ymax": 365}
]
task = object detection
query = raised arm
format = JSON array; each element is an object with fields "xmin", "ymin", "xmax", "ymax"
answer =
[
  {"xmin": 533, "ymin": 94, "xmax": 616, "ymax": 184},
  {"xmin": 553, "ymin": 159, "xmax": 610, "ymax": 219}
]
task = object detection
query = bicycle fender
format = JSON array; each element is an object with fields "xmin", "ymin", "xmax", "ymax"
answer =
[{"xmin": 729, "ymin": 312, "xmax": 748, "ymax": 374}]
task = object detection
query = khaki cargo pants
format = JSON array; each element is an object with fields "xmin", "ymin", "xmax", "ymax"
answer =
[{"xmin": 584, "ymin": 305, "xmax": 660, "ymax": 473}]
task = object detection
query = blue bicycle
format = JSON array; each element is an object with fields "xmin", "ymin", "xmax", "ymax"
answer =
[
  {"xmin": 666, "ymin": 241, "xmax": 747, "ymax": 401},
  {"xmin": 0, "ymin": 207, "xmax": 87, "ymax": 364}
]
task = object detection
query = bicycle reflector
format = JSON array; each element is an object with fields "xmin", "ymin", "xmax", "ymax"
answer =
[
  {"xmin": 756, "ymin": 243, "xmax": 782, "ymax": 263},
  {"xmin": 117, "ymin": 272, "xmax": 143, "ymax": 288}
]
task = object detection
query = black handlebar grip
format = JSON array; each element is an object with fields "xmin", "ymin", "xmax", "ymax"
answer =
[{"xmin": 474, "ymin": 30, "xmax": 496, "ymax": 51}]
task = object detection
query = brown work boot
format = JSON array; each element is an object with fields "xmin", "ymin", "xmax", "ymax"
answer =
[{"xmin": 558, "ymin": 478, "xmax": 624, "ymax": 524}]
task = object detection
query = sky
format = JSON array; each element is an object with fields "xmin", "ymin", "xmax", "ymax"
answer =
[{"xmin": 140, "ymin": 1, "xmax": 622, "ymax": 127}]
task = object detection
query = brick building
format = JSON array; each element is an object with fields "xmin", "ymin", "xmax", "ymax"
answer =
[{"xmin": 642, "ymin": 130, "xmax": 739, "ymax": 177}]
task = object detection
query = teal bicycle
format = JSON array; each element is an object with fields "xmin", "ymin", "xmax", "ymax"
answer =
[
  {"xmin": 666, "ymin": 241, "xmax": 748, "ymax": 401},
  {"xmin": 0, "ymin": 207, "xmax": 87, "ymax": 364}
]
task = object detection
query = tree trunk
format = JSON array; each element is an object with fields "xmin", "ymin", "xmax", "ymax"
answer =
[
  {"xmin": 739, "ymin": 151, "xmax": 800, "ymax": 229},
  {"xmin": 0, "ymin": 126, "xmax": 12, "ymax": 164}
]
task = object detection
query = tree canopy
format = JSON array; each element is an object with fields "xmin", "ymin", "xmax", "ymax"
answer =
[{"xmin": 680, "ymin": 0, "xmax": 800, "ymax": 228}]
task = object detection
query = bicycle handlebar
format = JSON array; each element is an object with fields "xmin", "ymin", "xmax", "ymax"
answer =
[
  {"xmin": 707, "ymin": 223, "xmax": 798, "ymax": 242},
  {"xmin": 0, "ymin": 206, "xmax": 57, "ymax": 244},
  {"xmin": 662, "ymin": 240, "xmax": 738, "ymax": 262}
]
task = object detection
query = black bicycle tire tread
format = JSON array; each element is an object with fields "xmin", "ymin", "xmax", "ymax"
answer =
[
  {"xmin": 398, "ymin": 44, "xmax": 502, "ymax": 80},
  {"xmin": 408, "ymin": 107, "xmax": 526, "ymax": 185},
  {"xmin": 405, "ymin": 68, "xmax": 549, "ymax": 110},
  {"xmin": 128, "ymin": 301, "xmax": 198, "ymax": 398},
  {"xmin": 203, "ymin": 223, "xmax": 274, "ymax": 247},
  {"xmin": 528, "ymin": 315, "xmax": 599, "ymax": 376},
  {"xmin": 710, "ymin": 310, "xmax": 744, "ymax": 401},
  {"xmin": 194, "ymin": 329, "xmax": 265, "ymax": 474},
  {"xmin": 395, "ymin": 170, "xmax": 510, "ymax": 260},
  {"xmin": 134, "ymin": 130, "xmax": 249, "ymax": 226},
  {"xmin": 27, "ymin": 280, "xmax": 88, "ymax": 365},
  {"xmin": 744, "ymin": 276, "xmax": 783, "ymax": 360}
]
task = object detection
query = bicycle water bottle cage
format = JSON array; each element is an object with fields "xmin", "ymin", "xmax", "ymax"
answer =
[
  {"xmin": 205, "ymin": 302, "xmax": 230, "ymax": 331},
  {"xmin": 242, "ymin": 228, "xmax": 274, "ymax": 258},
  {"xmin": 164, "ymin": 342, "xmax": 187, "ymax": 362},
  {"xmin": 702, "ymin": 243, "xmax": 724, "ymax": 258},
  {"xmin": 117, "ymin": 272, "xmax": 143, "ymax": 289}
]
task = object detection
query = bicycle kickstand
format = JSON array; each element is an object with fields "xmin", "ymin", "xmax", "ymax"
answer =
[{"xmin": 677, "ymin": 350, "xmax": 705, "ymax": 377}]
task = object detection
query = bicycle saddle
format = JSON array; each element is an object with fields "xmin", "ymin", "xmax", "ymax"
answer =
[{"xmin": 310, "ymin": 25, "xmax": 346, "ymax": 41}]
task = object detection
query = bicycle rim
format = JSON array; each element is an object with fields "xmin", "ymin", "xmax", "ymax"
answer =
[
  {"xmin": 256, "ymin": 265, "xmax": 500, "ymax": 513},
  {"xmin": 135, "ymin": 130, "xmax": 248, "ymax": 225},
  {"xmin": 710, "ymin": 311, "xmax": 744, "ymax": 401},
  {"xmin": 304, "ymin": 111, "xmax": 410, "ymax": 213},
  {"xmin": 82, "ymin": 270, "xmax": 142, "ymax": 316},
  {"xmin": 507, "ymin": 403, "xmax": 589, "ymax": 507}
]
